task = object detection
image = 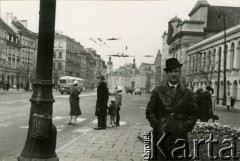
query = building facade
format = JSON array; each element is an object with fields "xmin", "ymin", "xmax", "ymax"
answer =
[
  {"xmin": 53, "ymin": 32, "xmax": 84, "ymax": 87},
  {"xmin": 188, "ymin": 24, "xmax": 240, "ymax": 100},
  {"xmin": 0, "ymin": 16, "xmax": 36, "ymax": 88},
  {"xmin": 164, "ymin": 0, "xmax": 240, "ymax": 101}
]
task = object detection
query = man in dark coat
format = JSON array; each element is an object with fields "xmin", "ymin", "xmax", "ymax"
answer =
[
  {"xmin": 94, "ymin": 75, "xmax": 109, "ymax": 130},
  {"xmin": 146, "ymin": 58, "xmax": 197, "ymax": 161},
  {"xmin": 200, "ymin": 86, "xmax": 213, "ymax": 122}
]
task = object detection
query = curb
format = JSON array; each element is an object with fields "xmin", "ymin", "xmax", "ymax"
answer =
[{"xmin": 56, "ymin": 129, "xmax": 93, "ymax": 153}]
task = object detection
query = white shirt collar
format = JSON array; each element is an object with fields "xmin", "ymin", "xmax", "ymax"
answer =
[{"xmin": 168, "ymin": 82, "xmax": 178, "ymax": 88}]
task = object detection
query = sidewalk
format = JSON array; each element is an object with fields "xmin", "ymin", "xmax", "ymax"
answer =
[
  {"xmin": 0, "ymin": 88, "xmax": 27, "ymax": 94},
  {"xmin": 216, "ymin": 100, "xmax": 240, "ymax": 110},
  {"xmin": 57, "ymin": 124, "xmax": 151, "ymax": 161}
]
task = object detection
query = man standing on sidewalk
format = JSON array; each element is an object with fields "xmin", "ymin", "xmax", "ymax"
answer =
[
  {"xmin": 94, "ymin": 75, "xmax": 109, "ymax": 130},
  {"xmin": 146, "ymin": 58, "xmax": 197, "ymax": 161},
  {"xmin": 200, "ymin": 86, "xmax": 213, "ymax": 122}
]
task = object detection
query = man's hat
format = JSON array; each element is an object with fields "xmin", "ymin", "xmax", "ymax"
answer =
[
  {"xmin": 97, "ymin": 75, "xmax": 105, "ymax": 80},
  {"xmin": 164, "ymin": 58, "xmax": 182, "ymax": 72}
]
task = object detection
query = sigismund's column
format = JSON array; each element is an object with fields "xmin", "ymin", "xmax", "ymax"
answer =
[{"xmin": 18, "ymin": 0, "xmax": 58, "ymax": 160}]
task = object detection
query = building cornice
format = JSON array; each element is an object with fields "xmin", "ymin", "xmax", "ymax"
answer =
[
  {"xmin": 177, "ymin": 20, "xmax": 205, "ymax": 27},
  {"xmin": 168, "ymin": 31, "xmax": 205, "ymax": 45},
  {"xmin": 188, "ymin": 24, "xmax": 240, "ymax": 55}
]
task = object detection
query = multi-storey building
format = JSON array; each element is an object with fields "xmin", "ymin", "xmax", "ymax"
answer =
[
  {"xmin": 10, "ymin": 17, "xmax": 38, "ymax": 87},
  {"xmin": 188, "ymin": 24, "xmax": 240, "ymax": 100},
  {"xmin": 84, "ymin": 48, "xmax": 107, "ymax": 89},
  {"xmin": 0, "ymin": 17, "xmax": 23, "ymax": 87},
  {"xmin": 164, "ymin": 0, "xmax": 240, "ymax": 101},
  {"xmin": 53, "ymin": 32, "xmax": 84, "ymax": 87},
  {"xmin": 107, "ymin": 71, "xmax": 132, "ymax": 90},
  {"xmin": 154, "ymin": 50, "xmax": 162, "ymax": 86}
]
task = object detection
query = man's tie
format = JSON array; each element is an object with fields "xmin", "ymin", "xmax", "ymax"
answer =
[{"xmin": 170, "ymin": 86, "xmax": 175, "ymax": 89}]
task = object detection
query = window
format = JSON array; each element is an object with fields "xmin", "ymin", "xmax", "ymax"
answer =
[
  {"xmin": 59, "ymin": 42, "xmax": 63, "ymax": 48},
  {"xmin": 53, "ymin": 52, "xmax": 56, "ymax": 58},
  {"xmin": 59, "ymin": 52, "xmax": 62, "ymax": 59},
  {"xmin": 58, "ymin": 63, "xmax": 62, "ymax": 70}
]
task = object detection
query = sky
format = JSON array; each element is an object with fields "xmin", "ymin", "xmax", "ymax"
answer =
[{"xmin": 1, "ymin": 0, "xmax": 240, "ymax": 70}]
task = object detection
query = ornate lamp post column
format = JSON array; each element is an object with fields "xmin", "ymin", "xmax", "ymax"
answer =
[
  {"xmin": 217, "ymin": 9, "xmax": 227, "ymax": 106},
  {"xmin": 216, "ymin": 49, "xmax": 221, "ymax": 104},
  {"xmin": 18, "ymin": 0, "xmax": 58, "ymax": 160}
]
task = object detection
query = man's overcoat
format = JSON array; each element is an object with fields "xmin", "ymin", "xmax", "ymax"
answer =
[
  {"xmin": 95, "ymin": 81, "xmax": 109, "ymax": 117},
  {"xmin": 200, "ymin": 91, "xmax": 213, "ymax": 121},
  {"xmin": 146, "ymin": 83, "xmax": 197, "ymax": 160}
]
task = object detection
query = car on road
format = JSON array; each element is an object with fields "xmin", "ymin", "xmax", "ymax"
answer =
[
  {"xmin": 125, "ymin": 87, "xmax": 133, "ymax": 94},
  {"xmin": 134, "ymin": 88, "xmax": 142, "ymax": 95}
]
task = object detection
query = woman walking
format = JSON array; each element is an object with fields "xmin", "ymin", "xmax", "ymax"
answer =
[{"xmin": 68, "ymin": 80, "xmax": 82, "ymax": 125}]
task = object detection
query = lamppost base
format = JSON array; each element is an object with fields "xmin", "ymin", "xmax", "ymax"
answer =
[{"xmin": 17, "ymin": 156, "xmax": 59, "ymax": 161}]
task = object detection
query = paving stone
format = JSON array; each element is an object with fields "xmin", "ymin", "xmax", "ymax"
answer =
[{"xmin": 57, "ymin": 125, "xmax": 152, "ymax": 161}]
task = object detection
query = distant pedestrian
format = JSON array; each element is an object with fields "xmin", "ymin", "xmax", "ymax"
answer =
[
  {"xmin": 200, "ymin": 86, "xmax": 213, "ymax": 122},
  {"xmin": 3, "ymin": 82, "xmax": 6, "ymax": 91},
  {"xmin": 115, "ymin": 86, "xmax": 122, "ymax": 126},
  {"xmin": 108, "ymin": 98, "xmax": 117, "ymax": 127},
  {"xmin": 226, "ymin": 92, "xmax": 231, "ymax": 110},
  {"xmin": 6, "ymin": 82, "xmax": 10, "ymax": 91},
  {"xmin": 16, "ymin": 82, "xmax": 20, "ymax": 91},
  {"xmin": 231, "ymin": 96, "xmax": 235, "ymax": 109},
  {"xmin": 68, "ymin": 80, "xmax": 82, "ymax": 125},
  {"xmin": 94, "ymin": 75, "xmax": 109, "ymax": 130},
  {"xmin": 211, "ymin": 89, "xmax": 216, "ymax": 113},
  {"xmin": 194, "ymin": 88, "xmax": 204, "ymax": 119}
]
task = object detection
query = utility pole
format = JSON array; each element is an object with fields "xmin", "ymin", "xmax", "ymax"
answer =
[
  {"xmin": 18, "ymin": 0, "xmax": 58, "ymax": 160},
  {"xmin": 217, "ymin": 9, "xmax": 227, "ymax": 106}
]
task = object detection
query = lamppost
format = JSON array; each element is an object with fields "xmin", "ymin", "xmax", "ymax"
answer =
[
  {"xmin": 217, "ymin": 9, "xmax": 227, "ymax": 106},
  {"xmin": 18, "ymin": 0, "xmax": 58, "ymax": 160},
  {"xmin": 216, "ymin": 47, "xmax": 221, "ymax": 104}
]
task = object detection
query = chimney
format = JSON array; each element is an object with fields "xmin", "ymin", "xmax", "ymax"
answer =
[
  {"xmin": 13, "ymin": 16, "xmax": 17, "ymax": 21},
  {"xmin": 6, "ymin": 13, "xmax": 13, "ymax": 25},
  {"xmin": 20, "ymin": 20, "xmax": 27, "ymax": 29}
]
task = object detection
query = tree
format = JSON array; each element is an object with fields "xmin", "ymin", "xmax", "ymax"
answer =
[{"xmin": 197, "ymin": 53, "xmax": 220, "ymax": 86}]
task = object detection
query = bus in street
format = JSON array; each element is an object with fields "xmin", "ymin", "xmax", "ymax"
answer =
[{"xmin": 58, "ymin": 76, "xmax": 84, "ymax": 94}]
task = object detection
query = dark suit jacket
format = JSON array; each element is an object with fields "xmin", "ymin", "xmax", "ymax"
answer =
[
  {"xmin": 200, "ymin": 91, "xmax": 213, "ymax": 121},
  {"xmin": 95, "ymin": 81, "xmax": 109, "ymax": 117}
]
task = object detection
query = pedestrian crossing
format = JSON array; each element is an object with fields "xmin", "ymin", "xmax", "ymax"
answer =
[
  {"xmin": 55, "ymin": 93, "xmax": 96, "ymax": 98},
  {"xmin": 91, "ymin": 119, "xmax": 127, "ymax": 126},
  {"xmin": 0, "ymin": 115, "xmax": 137, "ymax": 133},
  {"xmin": 0, "ymin": 99, "xmax": 29, "ymax": 105}
]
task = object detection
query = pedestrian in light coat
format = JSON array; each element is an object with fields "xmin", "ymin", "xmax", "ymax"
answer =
[
  {"xmin": 146, "ymin": 58, "xmax": 197, "ymax": 161},
  {"xmin": 94, "ymin": 75, "xmax": 109, "ymax": 130},
  {"xmin": 226, "ymin": 92, "xmax": 231, "ymax": 110},
  {"xmin": 68, "ymin": 80, "xmax": 82, "ymax": 125}
]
